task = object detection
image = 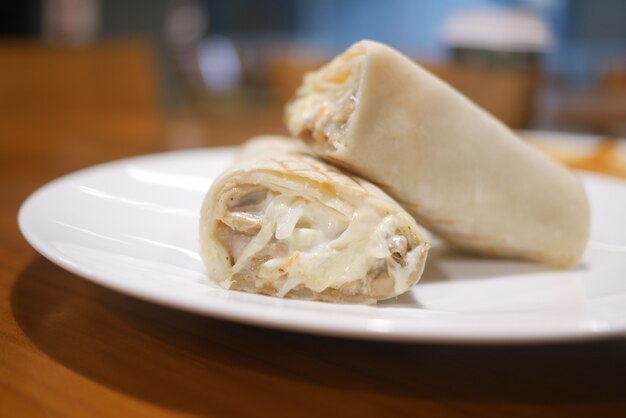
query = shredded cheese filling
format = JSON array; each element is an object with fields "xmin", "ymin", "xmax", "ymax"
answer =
[
  {"xmin": 286, "ymin": 44, "xmax": 366, "ymax": 151},
  {"xmin": 223, "ymin": 190, "xmax": 422, "ymax": 296}
]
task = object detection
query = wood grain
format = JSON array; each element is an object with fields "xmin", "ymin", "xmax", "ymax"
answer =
[{"xmin": 1, "ymin": 41, "xmax": 626, "ymax": 418}]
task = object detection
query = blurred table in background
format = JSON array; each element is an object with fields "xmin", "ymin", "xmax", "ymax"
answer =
[
  {"xmin": 541, "ymin": 66, "xmax": 626, "ymax": 138},
  {"xmin": 1, "ymin": 41, "xmax": 626, "ymax": 418},
  {"xmin": 554, "ymin": 92, "xmax": 626, "ymax": 137}
]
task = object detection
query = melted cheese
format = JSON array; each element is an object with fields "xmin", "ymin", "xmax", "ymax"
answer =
[
  {"xmin": 231, "ymin": 191, "xmax": 420, "ymax": 295},
  {"xmin": 286, "ymin": 46, "xmax": 365, "ymax": 150}
]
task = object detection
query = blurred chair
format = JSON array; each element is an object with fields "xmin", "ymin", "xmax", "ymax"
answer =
[
  {"xmin": 0, "ymin": 39, "xmax": 161, "ymax": 116},
  {"xmin": 266, "ymin": 47, "xmax": 332, "ymax": 107},
  {"xmin": 0, "ymin": 39, "xmax": 164, "ymax": 169}
]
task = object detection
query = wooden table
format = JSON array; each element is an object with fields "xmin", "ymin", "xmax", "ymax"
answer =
[{"xmin": 2, "ymin": 101, "xmax": 626, "ymax": 418}]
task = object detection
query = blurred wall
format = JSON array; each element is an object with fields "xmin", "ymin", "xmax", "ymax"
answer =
[
  {"xmin": 2, "ymin": 0, "xmax": 625, "ymax": 110},
  {"xmin": 293, "ymin": 0, "xmax": 626, "ymax": 87},
  {"xmin": 294, "ymin": 0, "xmax": 492, "ymax": 56}
]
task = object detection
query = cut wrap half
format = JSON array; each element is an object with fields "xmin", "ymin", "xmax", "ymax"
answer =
[
  {"xmin": 199, "ymin": 136, "xmax": 430, "ymax": 303},
  {"xmin": 285, "ymin": 40, "xmax": 589, "ymax": 267}
]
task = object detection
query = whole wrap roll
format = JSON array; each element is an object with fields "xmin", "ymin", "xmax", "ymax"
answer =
[
  {"xmin": 285, "ymin": 40, "xmax": 589, "ymax": 266},
  {"xmin": 199, "ymin": 136, "xmax": 430, "ymax": 303}
]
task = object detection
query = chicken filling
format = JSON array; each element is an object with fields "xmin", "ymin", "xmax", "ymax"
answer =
[
  {"xmin": 214, "ymin": 184, "xmax": 427, "ymax": 299},
  {"xmin": 285, "ymin": 43, "xmax": 366, "ymax": 152}
]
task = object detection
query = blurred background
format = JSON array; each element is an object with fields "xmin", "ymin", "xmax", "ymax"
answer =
[{"xmin": 1, "ymin": 0, "xmax": 625, "ymax": 153}]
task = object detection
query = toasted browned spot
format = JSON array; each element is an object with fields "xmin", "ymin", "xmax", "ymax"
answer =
[
  {"xmin": 303, "ymin": 159, "xmax": 334, "ymax": 182},
  {"xmin": 279, "ymin": 252, "xmax": 301, "ymax": 271}
]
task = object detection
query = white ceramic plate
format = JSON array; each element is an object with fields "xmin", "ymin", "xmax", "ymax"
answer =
[{"xmin": 18, "ymin": 146, "xmax": 626, "ymax": 344}]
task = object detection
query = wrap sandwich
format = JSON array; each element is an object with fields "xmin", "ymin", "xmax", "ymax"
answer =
[
  {"xmin": 199, "ymin": 136, "xmax": 430, "ymax": 303},
  {"xmin": 285, "ymin": 40, "xmax": 589, "ymax": 266}
]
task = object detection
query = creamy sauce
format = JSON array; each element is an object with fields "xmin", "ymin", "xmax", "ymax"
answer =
[
  {"xmin": 286, "ymin": 49, "xmax": 365, "ymax": 151},
  {"xmin": 230, "ymin": 191, "xmax": 420, "ymax": 295}
]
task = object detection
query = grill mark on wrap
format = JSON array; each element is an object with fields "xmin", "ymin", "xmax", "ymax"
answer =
[
  {"xmin": 343, "ymin": 172, "xmax": 369, "ymax": 194},
  {"xmin": 270, "ymin": 155, "xmax": 372, "ymax": 199},
  {"xmin": 271, "ymin": 156, "xmax": 334, "ymax": 183},
  {"xmin": 303, "ymin": 158, "xmax": 334, "ymax": 182}
]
